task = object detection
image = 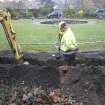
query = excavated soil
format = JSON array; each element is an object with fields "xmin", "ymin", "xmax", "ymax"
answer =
[{"xmin": 0, "ymin": 50, "xmax": 105, "ymax": 105}]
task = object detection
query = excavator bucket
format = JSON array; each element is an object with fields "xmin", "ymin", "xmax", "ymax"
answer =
[{"xmin": 0, "ymin": 10, "xmax": 23, "ymax": 62}]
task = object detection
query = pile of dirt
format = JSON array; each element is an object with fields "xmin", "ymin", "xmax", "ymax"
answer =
[
  {"xmin": 61, "ymin": 64, "xmax": 105, "ymax": 105},
  {"xmin": 0, "ymin": 50, "xmax": 105, "ymax": 105}
]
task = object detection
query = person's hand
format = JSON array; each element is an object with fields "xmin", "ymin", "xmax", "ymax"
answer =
[
  {"xmin": 55, "ymin": 43, "xmax": 60, "ymax": 50},
  {"xmin": 55, "ymin": 45, "xmax": 60, "ymax": 50}
]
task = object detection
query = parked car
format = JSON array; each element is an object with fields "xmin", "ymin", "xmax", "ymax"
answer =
[
  {"xmin": 95, "ymin": 9, "xmax": 105, "ymax": 19},
  {"xmin": 47, "ymin": 11, "xmax": 61, "ymax": 19}
]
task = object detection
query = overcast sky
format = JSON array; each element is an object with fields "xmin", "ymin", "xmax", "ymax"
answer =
[
  {"xmin": 0, "ymin": 0, "xmax": 67, "ymax": 5},
  {"xmin": 0, "ymin": 0, "xmax": 32, "ymax": 1},
  {"xmin": 0, "ymin": 0, "xmax": 18, "ymax": 1},
  {"xmin": 52, "ymin": 0, "xmax": 66, "ymax": 4},
  {"xmin": 0, "ymin": 0, "xmax": 66, "ymax": 3}
]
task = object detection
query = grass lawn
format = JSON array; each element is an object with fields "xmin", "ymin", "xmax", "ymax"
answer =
[{"xmin": 0, "ymin": 19, "xmax": 105, "ymax": 52}]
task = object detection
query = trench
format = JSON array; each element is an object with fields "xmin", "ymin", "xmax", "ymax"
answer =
[{"xmin": 0, "ymin": 50, "xmax": 105, "ymax": 105}]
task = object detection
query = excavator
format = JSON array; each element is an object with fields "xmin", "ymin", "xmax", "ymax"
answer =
[{"xmin": 0, "ymin": 10, "xmax": 24, "ymax": 63}]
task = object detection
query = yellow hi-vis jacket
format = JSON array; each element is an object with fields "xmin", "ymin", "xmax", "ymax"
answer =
[{"xmin": 61, "ymin": 28, "xmax": 78, "ymax": 52}]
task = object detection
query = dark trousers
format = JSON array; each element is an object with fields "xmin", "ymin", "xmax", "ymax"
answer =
[{"xmin": 62, "ymin": 51, "xmax": 77, "ymax": 65}]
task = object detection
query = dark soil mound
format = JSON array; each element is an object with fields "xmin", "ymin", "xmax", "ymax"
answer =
[
  {"xmin": 61, "ymin": 65, "xmax": 105, "ymax": 105},
  {"xmin": 0, "ymin": 50, "xmax": 105, "ymax": 105}
]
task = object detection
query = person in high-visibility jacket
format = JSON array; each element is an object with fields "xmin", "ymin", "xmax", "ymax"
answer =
[{"xmin": 58, "ymin": 21, "xmax": 79, "ymax": 65}]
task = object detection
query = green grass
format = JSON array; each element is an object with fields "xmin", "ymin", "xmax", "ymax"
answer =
[
  {"xmin": 73, "ymin": 20, "xmax": 105, "ymax": 41},
  {"xmin": 0, "ymin": 19, "xmax": 105, "ymax": 52}
]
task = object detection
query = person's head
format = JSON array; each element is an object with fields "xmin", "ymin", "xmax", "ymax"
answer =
[{"xmin": 59, "ymin": 21, "xmax": 67, "ymax": 32}]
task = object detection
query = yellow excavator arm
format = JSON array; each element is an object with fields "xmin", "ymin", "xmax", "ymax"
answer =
[{"xmin": 0, "ymin": 10, "xmax": 23, "ymax": 62}]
